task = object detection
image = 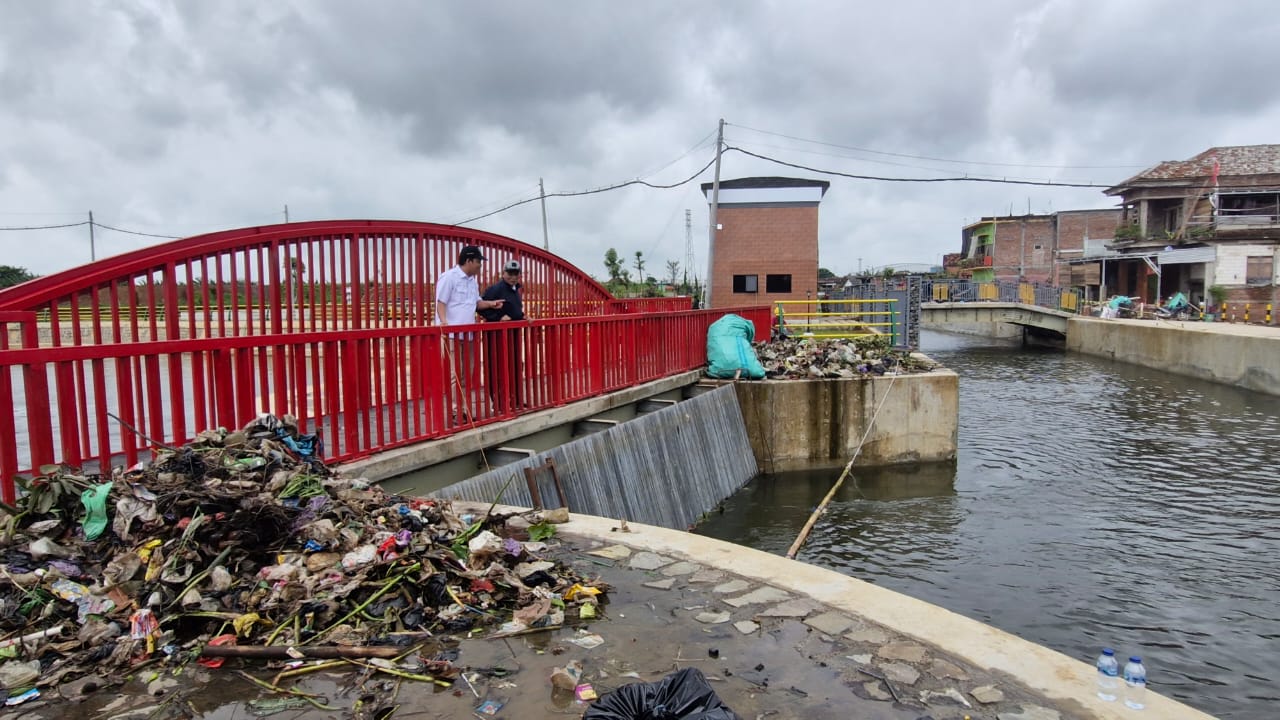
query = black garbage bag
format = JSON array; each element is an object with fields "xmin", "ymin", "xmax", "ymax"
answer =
[{"xmin": 582, "ymin": 667, "xmax": 741, "ymax": 720}]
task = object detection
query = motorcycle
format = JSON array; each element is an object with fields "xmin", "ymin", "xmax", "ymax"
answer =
[{"xmin": 1154, "ymin": 292, "xmax": 1197, "ymax": 320}]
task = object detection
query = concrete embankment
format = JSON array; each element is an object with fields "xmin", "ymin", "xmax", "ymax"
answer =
[
  {"xmin": 1066, "ymin": 317, "xmax": 1280, "ymax": 395},
  {"xmin": 467, "ymin": 505, "xmax": 1218, "ymax": 720},
  {"xmin": 733, "ymin": 365, "xmax": 959, "ymax": 472}
]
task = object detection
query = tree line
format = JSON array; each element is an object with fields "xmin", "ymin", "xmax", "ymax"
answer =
[{"xmin": 601, "ymin": 249, "xmax": 702, "ymax": 303}]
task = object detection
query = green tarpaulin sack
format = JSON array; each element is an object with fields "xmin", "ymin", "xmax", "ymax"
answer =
[{"xmin": 706, "ymin": 314, "xmax": 765, "ymax": 379}]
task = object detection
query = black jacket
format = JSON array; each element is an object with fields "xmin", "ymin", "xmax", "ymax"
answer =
[{"xmin": 480, "ymin": 280, "xmax": 524, "ymax": 321}]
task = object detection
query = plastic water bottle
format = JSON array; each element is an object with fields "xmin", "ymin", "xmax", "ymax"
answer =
[
  {"xmin": 1095, "ymin": 648, "xmax": 1120, "ymax": 701},
  {"xmin": 1123, "ymin": 655, "xmax": 1148, "ymax": 710}
]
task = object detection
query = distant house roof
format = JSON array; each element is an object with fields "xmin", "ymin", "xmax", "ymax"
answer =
[{"xmin": 1107, "ymin": 144, "xmax": 1280, "ymax": 194}]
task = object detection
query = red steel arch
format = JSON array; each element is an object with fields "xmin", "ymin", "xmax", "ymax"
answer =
[
  {"xmin": 0, "ymin": 220, "xmax": 764, "ymax": 500},
  {"xmin": 0, "ymin": 220, "xmax": 628, "ymax": 338}
]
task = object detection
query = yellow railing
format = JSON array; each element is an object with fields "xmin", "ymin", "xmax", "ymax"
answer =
[
  {"xmin": 977, "ymin": 283, "xmax": 998, "ymax": 301},
  {"xmin": 1060, "ymin": 292, "xmax": 1078, "ymax": 312},
  {"xmin": 932, "ymin": 284, "xmax": 949, "ymax": 301},
  {"xmin": 774, "ymin": 299, "xmax": 898, "ymax": 343}
]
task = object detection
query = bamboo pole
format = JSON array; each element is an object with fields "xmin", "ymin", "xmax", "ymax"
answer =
[
  {"xmin": 203, "ymin": 645, "xmax": 404, "ymax": 660},
  {"xmin": 785, "ymin": 372, "xmax": 900, "ymax": 560}
]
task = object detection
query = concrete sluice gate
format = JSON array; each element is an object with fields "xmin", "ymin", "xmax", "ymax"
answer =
[{"xmin": 429, "ymin": 385, "xmax": 759, "ymax": 530}]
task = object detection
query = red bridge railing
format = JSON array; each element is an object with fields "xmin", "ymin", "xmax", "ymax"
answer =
[{"xmin": 0, "ymin": 220, "xmax": 767, "ymax": 501}]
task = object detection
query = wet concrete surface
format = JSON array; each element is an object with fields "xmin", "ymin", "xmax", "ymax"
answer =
[{"xmin": 12, "ymin": 536, "xmax": 1082, "ymax": 720}]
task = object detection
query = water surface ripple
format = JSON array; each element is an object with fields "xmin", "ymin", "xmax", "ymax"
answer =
[{"xmin": 697, "ymin": 331, "xmax": 1280, "ymax": 718}]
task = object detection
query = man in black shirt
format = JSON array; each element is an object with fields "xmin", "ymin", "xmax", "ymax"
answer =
[{"xmin": 480, "ymin": 261, "xmax": 527, "ymax": 412}]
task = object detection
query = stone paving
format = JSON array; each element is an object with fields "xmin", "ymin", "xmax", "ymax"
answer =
[{"xmin": 565, "ymin": 538, "xmax": 1086, "ymax": 720}]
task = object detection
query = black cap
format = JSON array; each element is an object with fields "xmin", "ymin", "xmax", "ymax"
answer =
[{"xmin": 458, "ymin": 245, "xmax": 485, "ymax": 263}]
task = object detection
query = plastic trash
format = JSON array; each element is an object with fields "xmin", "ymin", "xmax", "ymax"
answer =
[
  {"xmin": 79, "ymin": 483, "xmax": 113, "ymax": 540},
  {"xmin": 1095, "ymin": 647, "xmax": 1119, "ymax": 701},
  {"xmin": 341, "ymin": 545, "xmax": 378, "ymax": 569},
  {"xmin": 1123, "ymin": 656, "xmax": 1147, "ymax": 710},
  {"xmin": 4, "ymin": 688, "xmax": 39, "ymax": 706},
  {"xmin": 51, "ymin": 579, "xmax": 115, "ymax": 622},
  {"xmin": 567, "ymin": 631, "xmax": 605, "ymax": 649},
  {"xmin": 582, "ymin": 667, "xmax": 742, "ymax": 720},
  {"xmin": 0, "ymin": 659, "xmax": 41, "ymax": 693},
  {"xmin": 550, "ymin": 660, "xmax": 583, "ymax": 690}
]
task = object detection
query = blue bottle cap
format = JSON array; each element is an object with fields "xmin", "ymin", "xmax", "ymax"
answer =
[
  {"xmin": 1102, "ymin": 648, "xmax": 1115, "ymax": 655},
  {"xmin": 1130, "ymin": 656, "xmax": 1142, "ymax": 663}
]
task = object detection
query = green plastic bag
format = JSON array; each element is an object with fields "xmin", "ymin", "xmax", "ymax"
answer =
[
  {"xmin": 80, "ymin": 482, "xmax": 114, "ymax": 540},
  {"xmin": 706, "ymin": 314, "xmax": 765, "ymax": 379}
]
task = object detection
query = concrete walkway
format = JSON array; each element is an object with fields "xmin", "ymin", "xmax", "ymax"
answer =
[
  {"xmin": 487, "ymin": 506, "xmax": 1219, "ymax": 720},
  {"xmin": 1080, "ymin": 315, "xmax": 1280, "ymax": 338}
]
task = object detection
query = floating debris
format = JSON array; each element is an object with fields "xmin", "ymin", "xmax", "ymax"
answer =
[
  {"xmin": 0, "ymin": 413, "xmax": 607, "ymax": 705},
  {"xmin": 755, "ymin": 337, "xmax": 937, "ymax": 379}
]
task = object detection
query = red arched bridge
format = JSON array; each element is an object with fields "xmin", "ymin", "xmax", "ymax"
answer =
[{"xmin": 0, "ymin": 220, "xmax": 769, "ymax": 501}]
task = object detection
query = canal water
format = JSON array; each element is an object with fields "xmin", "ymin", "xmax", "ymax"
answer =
[{"xmin": 696, "ymin": 330, "xmax": 1280, "ymax": 719}]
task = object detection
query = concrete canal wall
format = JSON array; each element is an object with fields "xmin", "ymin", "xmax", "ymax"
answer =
[
  {"xmin": 733, "ymin": 367, "xmax": 959, "ymax": 472},
  {"xmin": 1066, "ymin": 317, "xmax": 1280, "ymax": 396},
  {"xmin": 420, "ymin": 367, "xmax": 959, "ymax": 528}
]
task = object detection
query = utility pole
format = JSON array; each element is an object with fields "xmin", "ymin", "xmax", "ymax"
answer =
[
  {"xmin": 88, "ymin": 211, "xmax": 96, "ymax": 261},
  {"xmin": 706, "ymin": 118, "xmax": 725, "ymax": 307},
  {"xmin": 1020, "ymin": 222, "xmax": 1026, "ymax": 280},
  {"xmin": 284, "ymin": 205, "xmax": 290, "ymax": 223},
  {"xmin": 539, "ymin": 178, "xmax": 550, "ymax": 251},
  {"xmin": 684, "ymin": 209, "xmax": 693, "ymax": 289}
]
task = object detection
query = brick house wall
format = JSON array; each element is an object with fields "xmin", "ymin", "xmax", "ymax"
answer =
[
  {"xmin": 1054, "ymin": 209, "xmax": 1121, "ymax": 285},
  {"xmin": 991, "ymin": 216, "xmax": 1055, "ymax": 283},
  {"xmin": 712, "ymin": 205, "xmax": 819, "ymax": 308}
]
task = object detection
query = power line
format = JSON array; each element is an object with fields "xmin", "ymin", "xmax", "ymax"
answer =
[
  {"xmin": 0, "ymin": 221, "xmax": 90, "ymax": 231},
  {"xmin": 454, "ymin": 154, "xmax": 718, "ymax": 226},
  {"xmin": 725, "ymin": 146, "xmax": 1113, "ymax": 188},
  {"xmin": 735, "ymin": 139, "xmax": 1095, "ymax": 183},
  {"xmin": 90, "ymin": 221, "xmax": 179, "ymax": 239},
  {"xmin": 727, "ymin": 122, "xmax": 1149, "ymax": 170}
]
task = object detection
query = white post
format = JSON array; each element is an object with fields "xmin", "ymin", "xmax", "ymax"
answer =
[{"xmin": 706, "ymin": 118, "xmax": 724, "ymax": 308}]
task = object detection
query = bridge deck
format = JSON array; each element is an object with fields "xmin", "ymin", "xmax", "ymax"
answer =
[{"xmin": 921, "ymin": 301, "xmax": 1072, "ymax": 333}]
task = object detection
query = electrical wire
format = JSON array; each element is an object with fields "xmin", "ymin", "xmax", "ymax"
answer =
[
  {"xmin": 727, "ymin": 122, "xmax": 1149, "ymax": 170},
  {"xmin": 454, "ymin": 154, "xmax": 718, "ymax": 226},
  {"xmin": 725, "ymin": 145, "xmax": 1113, "ymax": 188},
  {"xmin": 0, "ymin": 221, "xmax": 90, "ymax": 231},
  {"xmin": 88, "ymin": 222, "xmax": 180, "ymax": 239}
]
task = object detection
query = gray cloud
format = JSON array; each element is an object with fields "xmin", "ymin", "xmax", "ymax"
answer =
[{"xmin": 2, "ymin": 0, "xmax": 1279, "ymax": 277}]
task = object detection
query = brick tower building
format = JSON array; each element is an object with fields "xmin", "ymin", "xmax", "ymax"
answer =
[{"xmin": 700, "ymin": 177, "xmax": 830, "ymax": 309}]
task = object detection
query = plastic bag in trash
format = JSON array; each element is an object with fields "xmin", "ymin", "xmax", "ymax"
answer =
[{"xmin": 582, "ymin": 667, "xmax": 741, "ymax": 720}]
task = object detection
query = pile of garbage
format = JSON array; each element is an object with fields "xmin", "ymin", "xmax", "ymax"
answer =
[
  {"xmin": 0, "ymin": 414, "xmax": 606, "ymax": 706},
  {"xmin": 757, "ymin": 336, "xmax": 937, "ymax": 379}
]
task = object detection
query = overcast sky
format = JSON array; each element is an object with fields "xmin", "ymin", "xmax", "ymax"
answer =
[{"xmin": 4, "ymin": 1, "xmax": 1280, "ymax": 280}]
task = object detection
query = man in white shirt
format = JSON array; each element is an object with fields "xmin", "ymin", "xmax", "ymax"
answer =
[{"xmin": 435, "ymin": 245, "xmax": 504, "ymax": 423}]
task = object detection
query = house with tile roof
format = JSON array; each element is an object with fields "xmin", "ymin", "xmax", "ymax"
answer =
[{"xmin": 1101, "ymin": 144, "xmax": 1280, "ymax": 309}]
